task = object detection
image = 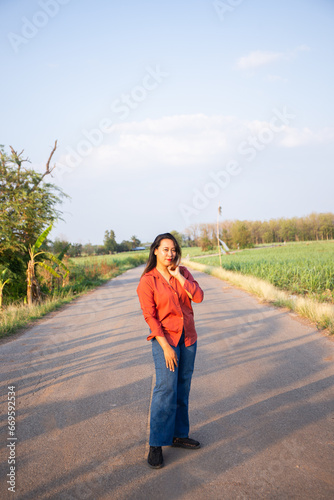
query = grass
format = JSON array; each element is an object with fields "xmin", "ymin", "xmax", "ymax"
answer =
[
  {"xmin": 183, "ymin": 241, "xmax": 334, "ymax": 335},
  {"xmin": 0, "ymin": 293, "xmax": 77, "ymax": 339},
  {"xmin": 192, "ymin": 241, "xmax": 334, "ymax": 303},
  {"xmin": 181, "ymin": 247, "xmax": 219, "ymax": 258},
  {"xmin": 65, "ymin": 252, "xmax": 149, "ymax": 294},
  {"xmin": 0, "ymin": 251, "xmax": 149, "ymax": 339}
]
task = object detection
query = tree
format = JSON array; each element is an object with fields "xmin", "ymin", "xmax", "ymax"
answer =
[
  {"xmin": 278, "ymin": 218, "xmax": 297, "ymax": 242},
  {"xmin": 0, "ymin": 142, "xmax": 66, "ymax": 253},
  {"xmin": 39, "ymin": 241, "xmax": 71, "ymax": 294},
  {"xmin": 184, "ymin": 224, "xmax": 200, "ymax": 246},
  {"xmin": 319, "ymin": 213, "xmax": 334, "ymax": 240},
  {"xmin": 231, "ymin": 221, "xmax": 253, "ymax": 249},
  {"xmin": 117, "ymin": 240, "xmax": 132, "ymax": 252},
  {"xmin": 52, "ymin": 238, "xmax": 71, "ymax": 255},
  {"xmin": 95, "ymin": 245, "xmax": 106, "ymax": 255},
  {"xmin": 82, "ymin": 243, "xmax": 95, "ymax": 256},
  {"xmin": 130, "ymin": 235, "xmax": 141, "ymax": 249},
  {"xmin": 199, "ymin": 236, "xmax": 214, "ymax": 251},
  {"xmin": 67, "ymin": 243, "xmax": 83, "ymax": 258},
  {"xmin": 249, "ymin": 220, "xmax": 263, "ymax": 245},
  {"xmin": 170, "ymin": 231, "xmax": 182, "ymax": 248},
  {"xmin": 181, "ymin": 233, "xmax": 192, "ymax": 247},
  {"xmin": 198, "ymin": 225, "xmax": 215, "ymax": 251},
  {"xmin": 184, "ymin": 213, "xmax": 334, "ymax": 248},
  {"xmin": 269, "ymin": 218, "xmax": 280, "ymax": 243},
  {"xmin": 104, "ymin": 230, "xmax": 117, "ymax": 254},
  {"xmin": 0, "ymin": 142, "xmax": 67, "ymax": 301},
  {"xmin": 27, "ymin": 225, "xmax": 69, "ymax": 306}
]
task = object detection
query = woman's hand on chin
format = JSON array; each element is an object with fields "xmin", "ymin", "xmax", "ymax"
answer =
[{"xmin": 167, "ymin": 265, "xmax": 180, "ymax": 277}]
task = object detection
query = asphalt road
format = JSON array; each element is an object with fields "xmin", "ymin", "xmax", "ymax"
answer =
[{"xmin": 0, "ymin": 265, "xmax": 334, "ymax": 500}]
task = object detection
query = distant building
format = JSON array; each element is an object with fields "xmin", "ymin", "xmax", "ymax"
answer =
[{"xmin": 134, "ymin": 246, "xmax": 147, "ymax": 251}]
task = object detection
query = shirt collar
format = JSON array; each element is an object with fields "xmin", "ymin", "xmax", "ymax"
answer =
[{"xmin": 148, "ymin": 267, "xmax": 172, "ymax": 283}]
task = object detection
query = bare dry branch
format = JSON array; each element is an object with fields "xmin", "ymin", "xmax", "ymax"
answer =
[
  {"xmin": 27, "ymin": 140, "xmax": 58, "ymax": 194},
  {"xmin": 45, "ymin": 140, "xmax": 57, "ymax": 173},
  {"xmin": 9, "ymin": 146, "xmax": 30, "ymax": 165}
]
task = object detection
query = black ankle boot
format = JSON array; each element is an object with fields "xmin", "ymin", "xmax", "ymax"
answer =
[{"xmin": 147, "ymin": 446, "xmax": 164, "ymax": 468}]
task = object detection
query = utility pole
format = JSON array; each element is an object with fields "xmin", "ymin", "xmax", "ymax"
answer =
[{"xmin": 217, "ymin": 204, "xmax": 222, "ymax": 267}]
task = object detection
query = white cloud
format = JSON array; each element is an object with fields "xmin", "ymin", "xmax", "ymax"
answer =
[
  {"xmin": 236, "ymin": 50, "xmax": 284, "ymax": 70},
  {"xmin": 91, "ymin": 114, "xmax": 241, "ymax": 170},
  {"xmin": 279, "ymin": 126, "xmax": 334, "ymax": 148},
  {"xmin": 235, "ymin": 45, "xmax": 310, "ymax": 70},
  {"xmin": 55, "ymin": 114, "xmax": 334, "ymax": 186}
]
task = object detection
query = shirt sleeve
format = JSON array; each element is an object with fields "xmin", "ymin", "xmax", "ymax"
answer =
[
  {"xmin": 181, "ymin": 267, "xmax": 204, "ymax": 303},
  {"xmin": 136, "ymin": 276, "xmax": 166, "ymax": 340}
]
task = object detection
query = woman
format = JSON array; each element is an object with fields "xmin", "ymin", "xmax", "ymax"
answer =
[{"xmin": 137, "ymin": 233, "xmax": 204, "ymax": 469}]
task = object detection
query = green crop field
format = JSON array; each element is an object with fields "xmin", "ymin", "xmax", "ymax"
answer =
[
  {"xmin": 181, "ymin": 247, "xmax": 219, "ymax": 258},
  {"xmin": 70, "ymin": 250, "xmax": 149, "ymax": 267},
  {"xmin": 192, "ymin": 241, "xmax": 334, "ymax": 303}
]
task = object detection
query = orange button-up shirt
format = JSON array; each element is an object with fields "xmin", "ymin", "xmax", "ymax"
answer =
[{"xmin": 136, "ymin": 266, "xmax": 204, "ymax": 347}]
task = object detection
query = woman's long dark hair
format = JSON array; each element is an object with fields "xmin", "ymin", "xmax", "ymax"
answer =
[{"xmin": 142, "ymin": 233, "xmax": 182, "ymax": 276}]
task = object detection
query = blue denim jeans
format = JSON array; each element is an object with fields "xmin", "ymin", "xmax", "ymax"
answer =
[{"xmin": 149, "ymin": 330, "xmax": 197, "ymax": 446}]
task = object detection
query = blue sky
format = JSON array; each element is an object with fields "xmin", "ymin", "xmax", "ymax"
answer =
[{"xmin": 1, "ymin": 0, "xmax": 334, "ymax": 244}]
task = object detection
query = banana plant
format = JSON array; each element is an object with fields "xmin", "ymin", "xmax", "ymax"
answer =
[
  {"xmin": 0, "ymin": 269, "xmax": 11, "ymax": 309},
  {"xmin": 52, "ymin": 242, "xmax": 71, "ymax": 292},
  {"xmin": 27, "ymin": 224, "xmax": 69, "ymax": 306}
]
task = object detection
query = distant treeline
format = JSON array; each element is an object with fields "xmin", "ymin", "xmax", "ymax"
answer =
[
  {"xmin": 183, "ymin": 212, "xmax": 334, "ymax": 250},
  {"xmin": 46, "ymin": 230, "xmax": 144, "ymax": 258}
]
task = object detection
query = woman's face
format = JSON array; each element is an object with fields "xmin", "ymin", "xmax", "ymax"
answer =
[{"xmin": 154, "ymin": 239, "xmax": 177, "ymax": 268}]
